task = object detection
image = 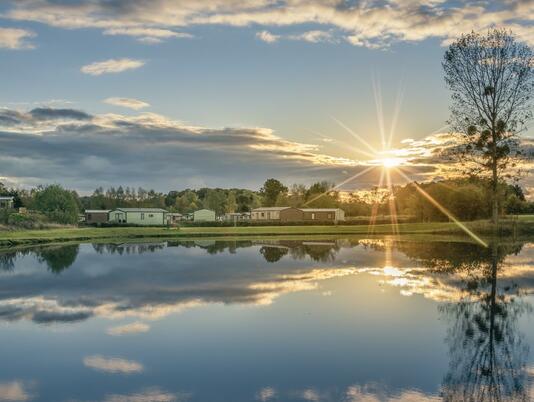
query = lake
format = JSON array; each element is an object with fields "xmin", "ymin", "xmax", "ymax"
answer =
[{"xmin": 0, "ymin": 237, "xmax": 533, "ymax": 401}]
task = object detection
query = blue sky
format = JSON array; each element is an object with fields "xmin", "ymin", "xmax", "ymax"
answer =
[{"xmin": 0, "ymin": 1, "xmax": 532, "ymax": 193}]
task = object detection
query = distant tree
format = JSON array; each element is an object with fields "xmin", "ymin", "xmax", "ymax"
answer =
[
  {"xmin": 32, "ymin": 184, "xmax": 79, "ymax": 224},
  {"xmin": 226, "ymin": 191, "xmax": 237, "ymax": 213},
  {"xmin": 260, "ymin": 179, "xmax": 288, "ymax": 207},
  {"xmin": 203, "ymin": 189, "xmax": 227, "ymax": 215},
  {"xmin": 443, "ymin": 29, "xmax": 534, "ymax": 224}
]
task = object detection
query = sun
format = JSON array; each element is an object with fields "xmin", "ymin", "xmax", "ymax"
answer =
[{"xmin": 380, "ymin": 157, "xmax": 403, "ymax": 168}]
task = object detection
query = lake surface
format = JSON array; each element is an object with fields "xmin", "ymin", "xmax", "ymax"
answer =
[{"xmin": 0, "ymin": 237, "xmax": 533, "ymax": 401}]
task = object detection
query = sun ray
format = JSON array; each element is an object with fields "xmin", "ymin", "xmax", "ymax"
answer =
[
  {"xmin": 394, "ymin": 168, "xmax": 488, "ymax": 247},
  {"xmin": 367, "ymin": 168, "xmax": 385, "ymax": 234},
  {"xmin": 372, "ymin": 73, "xmax": 387, "ymax": 150},
  {"xmin": 330, "ymin": 115, "xmax": 378, "ymax": 155},
  {"xmin": 385, "ymin": 168, "xmax": 400, "ymax": 235},
  {"xmin": 387, "ymin": 78, "xmax": 405, "ymax": 149},
  {"xmin": 307, "ymin": 129, "xmax": 377, "ymax": 159},
  {"xmin": 304, "ymin": 165, "xmax": 377, "ymax": 206}
]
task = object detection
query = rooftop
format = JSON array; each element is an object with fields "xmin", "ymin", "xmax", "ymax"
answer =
[
  {"xmin": 300, "ymin": 208, "xmax": 342, "ymax": 212},
  {"xmin": 85, "ymin": 210, "xmax": 110, "ymax": 213},
  {"xmin": 252, "ymin": 207, "xmax": 293, "ymax": 211},
  {"xmin": 114, "ymin": 208, "xmax": 168, "ymax": 213}
]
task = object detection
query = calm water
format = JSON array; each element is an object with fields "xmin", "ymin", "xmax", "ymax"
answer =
[{"xmin": 0, "ymin": 237, "xmax": 533, "ymax": 401}]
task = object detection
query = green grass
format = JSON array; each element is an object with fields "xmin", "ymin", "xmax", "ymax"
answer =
[{"xmin": 0, "ymin": 218, "xmax": 532, "ymax": 247}]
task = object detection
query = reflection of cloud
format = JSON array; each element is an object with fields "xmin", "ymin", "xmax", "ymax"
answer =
[
  {"xmin": 346, "ymin": 384, "xmax": 440, "ymax": 401},
  {"xmin": 81, "ymin": 59, "xmax": 145, "ymax": 76},
  {"xmin": 104, "ymin": 388, "xmax": 187, "ymax": 402},
  {"xmin": 83, "ymin": 356, "xmax": 143, "ymax": 374},
  {"xmin": 299, "ymin": 389, "xmax": 320, "ymax": 401},
  {"xmin": 107, "ymin": 321, "xmax": 150, "ymax": 336},
  {"xmin": 256, "ymin": 387, "xmax": 276, "ymax": 401},
  {"xmin": 0, "ymin": 381, "xmax": 32, "ymax": 401}
]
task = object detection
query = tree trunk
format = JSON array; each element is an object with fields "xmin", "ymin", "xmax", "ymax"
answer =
[{"xmin": 491, "ymin": 127, "xmax": 499, "ymax": 226}]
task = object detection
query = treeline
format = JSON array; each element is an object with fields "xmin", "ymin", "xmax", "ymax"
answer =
[{"xmin": 0, "ymin": 177, "xmax": 532, "ymax": 227}]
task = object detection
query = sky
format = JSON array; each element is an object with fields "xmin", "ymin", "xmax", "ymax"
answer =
[{"xmin": 0, "ymin": 0, "xmax": 532, "ymax": 194}]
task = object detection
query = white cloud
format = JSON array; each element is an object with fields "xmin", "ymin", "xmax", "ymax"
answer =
[
  {"xmin": 107, "ymin": 321, "xmax": 150, "ymax": 336},
  {"xmin": 289, "ymin": 30, "xmax": 334, "ymax": 43},
  {"xmin": 104, "ymin": 97, "xmax": 150, "ymax": 110},
  {"xmin": 103, "ymin": 27, "xmax": 192, "ymax": 44},
  {"xmin": 0, "ymin": 27, "xmax": 35, "ymax": 49},
  {"xmin": 0, "ymin": 381, "xmax": 32, "ymax": 401},
  {"xmin": 256, "ymin": 30, "xmax": 279, "ymax": 43},
  {"xmin": 7, "ymin": 1, "xmax": 533, "ymax": 48},
  {"xmin": 81, "ymin": 58, "xmax": 145, "ymax": 76},
  {"xmin": 83, "ymin": 355, "xmax": 144, "ymax": 374}
]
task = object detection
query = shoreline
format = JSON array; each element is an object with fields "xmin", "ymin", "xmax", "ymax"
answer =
[{"xmin": 0, "ymin": 220, "xmax": 532, "ymax": 247}]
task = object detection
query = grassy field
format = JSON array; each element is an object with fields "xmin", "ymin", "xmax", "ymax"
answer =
[{"xmin": 0, "ymin": 217, "xmax": 532, "ymax": 247}]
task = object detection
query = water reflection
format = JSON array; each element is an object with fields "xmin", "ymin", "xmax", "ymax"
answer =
[{"xmin": 0, "ymin": 238, "xmax": 533, "ymax": 401}]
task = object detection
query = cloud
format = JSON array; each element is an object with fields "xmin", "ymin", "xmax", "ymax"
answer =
[
  {"xmin": 81, "ymin": 58, "xmax": 145, "ymax": 76},
  {"xmin": 104, "ymin": 97, "xmax": 150, "ymax": 110},
  {"xmin": 258, "ymin": 30, "xmax": 335, "ymax": 44},
  {"xmin": 103, "ymin": 27, "xmax": 192, "ymax": 44},
  {"xmin": 83, "ymin": 355, "xmax": 144, "ymax": 374},
  {"xmin": 3, "ymin": 1, "xmax": 534, "ymax": 48},
  {"xmin": 107, "ymin": 321, "xmax": 150, "ymax": 336},
  {"xmin": 256, "ymin": 31, "xmax": 279, "ymax": 43},
  {"xmin": 0, "ymin": 106, "xmax": 361, "ymax": 191},
  {"xmin": 0, "ymin": 381, "xmax": 33, "ymax": 401},
  {"xmin": 0, "ymin": 27, "xmax": 35, "ymax": 49}
]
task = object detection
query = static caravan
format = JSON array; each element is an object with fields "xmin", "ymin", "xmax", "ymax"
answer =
[
  {"xmin": 109, "ymin": 208, "xmax": 167, "ymax": 226},
  {"xmin": 193, "ymin": 209, "xmax": 216, "ymax": 222}
]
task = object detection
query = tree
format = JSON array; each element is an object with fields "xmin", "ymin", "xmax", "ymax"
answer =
[
  {"xmin": 226, "ymin": 191, "xmax": 237, "ymax": 213},
  {"xmin": 443, "ymin": 29, "xmax": 534, "ymax": 224},
  {"xmin": 32, "ymin": 184, "xmax": 79, "ymax": 224},
  {"xmin": 259, "ymin": 179, "xmax": 288, "ymax": 207}
]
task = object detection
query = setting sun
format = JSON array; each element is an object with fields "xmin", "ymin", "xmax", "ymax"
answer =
[{"xmin": 381, "ymin": 158, "xmax": 403, "ymax": 168}]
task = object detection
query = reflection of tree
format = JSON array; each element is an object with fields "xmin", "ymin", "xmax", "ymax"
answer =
[
  {"xmin": 417, "ymin": 242, "xmax": 531, "ymax": 402},
  {"xmin": 260, "ymin": 246, "xmax": 289, "ymax": 263},
  {"xmin": 37, "ymin": 245, "xmax": 79, "ymax": 274},
  {"xmin": 92, "ymin": 243, "xmax": 165, "ymax": 255}
]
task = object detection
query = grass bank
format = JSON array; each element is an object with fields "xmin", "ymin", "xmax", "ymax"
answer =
[{"xmin": 0, "ymin": 218, "xmax": 532, "ymax": 247}]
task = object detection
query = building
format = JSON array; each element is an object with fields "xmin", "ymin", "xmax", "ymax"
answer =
[
  {"xmin": 85, "ymin": 210, "xmax": 110, "ymax": 224},
  {"xmin": 251, "ymin": 207, "xmax": 345, "ymax": 223},
  {"xmin": 109, "ymin": 208, "xmax": 167, "ymax": 226},
  {"xmin": 301, "ymin": 208, "xmax": 345, "ymax": 222},
  {"xmin": 0, "ymin": 196, "xmax": 14, "ymax": 209},
  {"xmin": 223, "ymin": 212, "xmax": 250, "ymax": 222},
  {"xmin": 251, "ymin": 207, "xmax": 304, "ymax": 222},
  {"xmin": 193, "ymin": 209, "xmax": 216, "ymax": 222},
  {"xmin": 166, "ymin": 213, "xmax": 183, "ymax": 225}
]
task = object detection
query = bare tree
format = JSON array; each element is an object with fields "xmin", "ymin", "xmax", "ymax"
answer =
[{"xmin": 443, "ymin": 29, "xmax": 533, "ymax": 224}]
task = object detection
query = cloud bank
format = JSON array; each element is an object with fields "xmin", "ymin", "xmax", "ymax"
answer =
[{"xmin": 3, "ymin": 0, "xmax": 533, "ymax": 48}]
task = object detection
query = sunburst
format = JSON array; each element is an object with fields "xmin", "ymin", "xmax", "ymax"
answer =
[{"xmin": 306, "ymin": 76, "xmax": 487, "ymax": 248}]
